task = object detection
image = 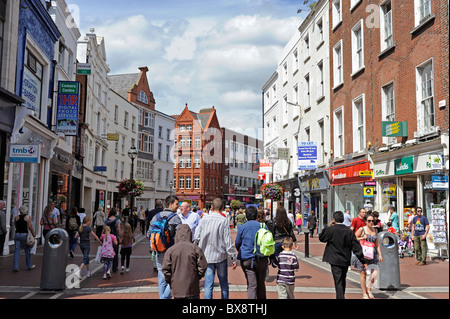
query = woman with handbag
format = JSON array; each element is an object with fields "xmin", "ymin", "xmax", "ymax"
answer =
[
  {"xmin": 353, "ymin": 213, "xmax": 383, "ymax": 299},
  {"xmin": 267, "ymin": 207, "xmax": 297, "ymax": 267},
  {"xmin": 13, "ymin": 205, "xmax": 36, "ymax": 272}
]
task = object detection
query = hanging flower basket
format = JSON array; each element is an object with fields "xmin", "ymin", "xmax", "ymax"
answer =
[
  {"xmin": 261, "ymin": 183, "xmax": 283, "ymax": 201},
  {"xmin": 230, "ymin": 199, "xmax": 241, "ymax": 210},
  {"xmin": 117, "ymin": 179, "xmax": 144, "ymax": 198}
]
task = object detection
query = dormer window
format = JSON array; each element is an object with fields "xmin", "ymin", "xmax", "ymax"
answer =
[{"xmin": 138, "ymin": 90, "xmax": 148, "ymax": 104}]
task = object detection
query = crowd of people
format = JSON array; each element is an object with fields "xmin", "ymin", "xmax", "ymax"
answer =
[{"xmin": 3, "ymin": 197, "xmax": 431, "ymax": 300}]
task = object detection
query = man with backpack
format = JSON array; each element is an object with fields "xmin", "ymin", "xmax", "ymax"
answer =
[
  {"xmin": 148, "ymin": 195, "xmax": 182, "ymax": 299},
  {"xmin": 235, "ymin": 205, "xmax": 273, "ymax": 299}
]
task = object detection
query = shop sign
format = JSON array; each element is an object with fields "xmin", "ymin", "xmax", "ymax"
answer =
[
  {"xmin": 9, "ymin": 144, "xmax": 41, "ymax": 163},
  {"xmin": 259, "ymin": 159, "xmax": 272, "ymax": 173},
  {"xmin": 363, "ymin": 187, "xmax": 374, "ymax": 197},
  {"xmin": 278, "ymin": 148, "xmax": 290, "ymax": 160},
  {"xmin": 106, "ymin": 133, "xmax": 120, "ymax": 141},
  {"xmin": 258, "ymin": 172, "xmax": 266, "ymax": 180},
  {"xmin": 432, "ymin": 175, "xmax": 448, "ymax": 190},
  {"xmin": 77, "ymin": 63, "xmax": 92, "ymax": 75},
  {"xmin": 359, "ymin": 170, "xmax": 373, "ymax": 177},
  {"xmin": 56, "ymin": 81, "xmax": 80, "ymax": 136},
  {"xmin": 329, "ymin": 161, "xmax": 372, "ymax": 186},
  {"xmin": 427, "ymin": 155, "xmax": 443, "ymax": 170},
  {"xmin": 394, "ymin": 156, "xmax": 413, "ymax": 175},
  {"xmin": 93, "ymin": 166, "xmax": 107, "ymax": 172},
  {"xmin": 381, "ymin": 121, "xmax": 408, "ymax": 137}
]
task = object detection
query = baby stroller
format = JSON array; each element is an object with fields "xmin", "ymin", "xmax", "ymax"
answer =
[{"xmin": 398, "ymin": 231, "xmax": 414, "ymax": 258}]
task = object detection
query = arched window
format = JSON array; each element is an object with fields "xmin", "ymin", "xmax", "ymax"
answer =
[{"xmin": 138, "ymin": 90, "xmax": 148, "ymax": 104}]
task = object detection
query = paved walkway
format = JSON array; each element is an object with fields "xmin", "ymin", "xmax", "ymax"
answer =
[{"xmin": 0, "ymin": 227, "xmax": 448, "ymax": 300}]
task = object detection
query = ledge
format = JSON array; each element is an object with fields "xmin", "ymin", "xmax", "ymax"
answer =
[
  {"xmin": 410, "ymin": 14, "xmax": 436, "ymax": 36},
  {"xmin": 378, "ymin": 44, "xmax": 396, "ymax": 59}
]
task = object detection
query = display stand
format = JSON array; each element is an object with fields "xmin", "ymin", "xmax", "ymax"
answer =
[{"xmin": 429, "ymin": 205, "xmax": 448, "ymax": 261}]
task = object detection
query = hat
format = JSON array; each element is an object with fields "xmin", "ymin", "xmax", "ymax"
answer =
[{"xmin": 19, "ymin": 205, "xmax": 28, "ymax": 215}]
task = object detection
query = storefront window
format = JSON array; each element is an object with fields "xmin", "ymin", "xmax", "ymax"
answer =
[
  {"xmin": 334, "ymin": 183, "xmax": 364, "ymax": 218},
  {"xmin": 423, "ymin": 175, "xmax": 447, "ymax": 219},
  {"xmin": 380, "ymin": 180, "xmax": 396, "ymax": 213}
]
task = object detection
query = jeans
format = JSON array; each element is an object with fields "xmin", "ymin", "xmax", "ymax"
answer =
[
  {"xmin": 204, "ymin": 259, "xmax": 229, "ymax": 299},
  {"xmin": 155, "ymin": 252, "xmax": 171, "ymax": 299},
  {"xmin": 68, "ymin": 230, "xmax": 77, "ymax": 253},
  {"xmin": 13, "ymin": 233, "xmax": 33, "ymax": 270},
  {"xmin": 80, "ymin": 243, "xmax": 90, "ymax": 265}
]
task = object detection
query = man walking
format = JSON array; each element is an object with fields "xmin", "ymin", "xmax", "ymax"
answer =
[
  {"xmin": 319, "ymin": 211, "xmax": 367, "ymax": 299},
  {"xmin": 178, "ymin": 201, "xmax": 201, "ymax": 240},
  {"xmin": 149, "ymin": 195, "xmax": 182, "ymax": 299},
  {"xmin": 350, "ymin": 208, "xmax": 366, "ymax": 234},
  {"xmin": 235, "ymin": 205, "xmax": 269, "ymax": 299},
  {"xmin": 195, "ymin": 198, "xmax": 237, "ymax": 299},
  {"xmin": 411, "ymin": 207, "xmax": 430, "ymax": 266}
]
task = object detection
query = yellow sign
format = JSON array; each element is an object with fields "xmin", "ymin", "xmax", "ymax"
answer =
[
  {"xmin": 106, "ymin": 133, "xmax": 119, "ymax": 141},
  {"xmin": 364, "ymin": 187, "xmax": 374, "ymax": 197},
  {"xmin": 359, "ymin": 170, "xmax": 373, "ymax": 177}
]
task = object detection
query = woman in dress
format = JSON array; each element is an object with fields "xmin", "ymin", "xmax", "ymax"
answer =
[{"xmin": 353, "ymin": 213, "xmax": 383, "ymax": 299}]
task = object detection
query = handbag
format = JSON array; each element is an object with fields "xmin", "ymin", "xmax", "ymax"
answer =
[
  {"xmin": 27, "ymin": 231, "xmax": 35, "ymax": 247},
  {"xmin": 361, "ymin": 239, "xmax": 375, "ymax": 260},
  {"xmin": 94, "ymin": 246, "xmax": 102, "ymax": 263}
]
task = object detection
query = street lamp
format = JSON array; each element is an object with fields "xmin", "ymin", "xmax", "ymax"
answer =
[
  {"xmin": 169, "ymin": 180, "xmax": 173, "ymax": 196},
  {"xmin": 127, "ymin": 145, "xmax": 138, "ymax": 213}
]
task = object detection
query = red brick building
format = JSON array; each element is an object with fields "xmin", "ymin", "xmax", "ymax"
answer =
[
  {"xmin": 173, "ymin": 105, "xmax": 223, "ymax": 209},
  {"xmin": 328, "ymin": 0, "xmax": 449, "ymax": 221}
]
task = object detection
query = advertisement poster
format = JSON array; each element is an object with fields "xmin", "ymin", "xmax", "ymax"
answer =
[{"xmin": 56, "ymin": 81, "xmax": 80, "ymax": 136}]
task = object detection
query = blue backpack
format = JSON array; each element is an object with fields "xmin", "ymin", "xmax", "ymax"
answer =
[{"xmin": 149, "ymin": 213, "xmax": 176, "ymax": 253}]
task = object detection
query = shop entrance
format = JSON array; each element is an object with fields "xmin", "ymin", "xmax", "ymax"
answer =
[{"xmin": 403, "ymin": 179, "xmax": 417, "ymax": 211}]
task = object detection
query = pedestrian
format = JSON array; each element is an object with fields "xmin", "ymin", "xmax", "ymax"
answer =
[
  {"xmin": 104, "ymin": 208, "xmax": 121, "ymax": 273},
  {"xmin": 235, "ymin": 205, "xmax": 269, "ymax": 299},
  {"xmin": 75, "ymin": 216, "xmax": 102, "ymax": 278},
  {"xmin": 50, "ymin": 201, "xmax": 61, "ymax": 227},
  {"xmin": 78, "ymin": 208, "xmax": 86, "ymax": 226},
  {"xmin": 276, "ymin": 237, "xmax": 299, "ymax": 299},
  {"xmin": 131, "ymin": 207, "xmax": 138, "ymax": 233},
  {"xmin": 162, "ymin": 224, "xmax": 207, "ymax": 299},
  {"xmin": 307, "ymin": 211, "xmax": 317, "ymax": 237},
  {"xmin": 235, "ymin": 209, "xmax": 247, "ymax": 230},
  {"xmin": 319, "ymin": 211, "xmax": 367, "ymax": 299},
  {"xmin": 120, "ymin": 222, "xmax": 135, "ymax": 274},
  {"xmin": 138, "ymin": 205, "xmax": 146, "ymax": 235},
  {"xmin": 411, "ymin": 207, "xmax": 430, "ymax": 266},
  {"xmin": 295, "ymin": 210, "xmax": 302, "ymax": 234},
  {"xmin": 99, "ymin": 225, "xmax": 118, "ymax": 279},
  {"xmin": 343, "ymin": 209, "xmax": 352, "ymax": 227},
  {"xmin": 0, "ymin": 200, "xmax": 7, "ymax": 256},
  {"xmin": 407, "ymin": 208, "xmax": 417, "ymax": 232},
  {"xmin": 121, "ymin": 204, "xmax": 130, "ymax": 223},
  {"xmin": 388, "ymin": 206, "xmax": 399, "ymax": 233},
  {"xmin": 40, "ymin": 204, "xmax": 56, "ymax": 240},
  {"xmin": 93, "ymin": 206, "xmax": 106, "ymax": 238},
  {"xmin": 178, "ymin": 201, "xmax": 201, "ymax": 240},
  {"xmin": 146, "ymin": 200, "xmax": 163, "ymax": 234},
  {"xmin": 12, "ymin": 205, "xmax": 36, "ymax": 272},
  {"xmin": 66, "ymin": 207, "xmax": 81, "ymax": 258},
  {"xmin": 353, "ymin": 213, "xmax": 383, "ymax": 299},
  {"xmin": 267, "ymin": 207, "xmax": 297, "ymax": 266},
  {"xmin": 372, "ymin": 211, "xmax": 382, "ymax": 233},
  {"xmin": 350, "ymin": 208, "xmax": 366, "ymax": 234},
  {"xmin": 149, "ymin": 195, "xmax": 182, "ymax": 299},
  {"xmin": 194, "ymin": 198, "xmax": 237, "ymax": 299}
]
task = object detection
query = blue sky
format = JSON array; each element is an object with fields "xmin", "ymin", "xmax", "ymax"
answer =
[{"xmin": 67, "ymin": 0, "xmax": 311, "ymax": 138}]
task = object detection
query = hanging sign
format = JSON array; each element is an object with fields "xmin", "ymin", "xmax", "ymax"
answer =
[
  {"xmin": 56, "ymin": 81, "xmax": 80, "ymax": 136},
  {"xmin": 9, "ymin": 144, "xmax": 41, "ymax": 163}
]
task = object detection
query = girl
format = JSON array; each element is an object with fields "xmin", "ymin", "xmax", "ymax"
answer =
[
  {"xmin": 267, "ymin": 207, "xmax": 297, "ymax": 266},
  {"xmin": 75, "ymin": 216, "xmax": 102, "ymax": 278},
  {"xmin": 353, "ymin": 213, "xmax": 383, "ymax": 299},
  {"xmin": 40, "ymin": 204, "xmax": 56, "ymax": 240},
  {"xmin": 120, "ymin": 223, "xmax": 134, "ymax": 274},
  {"xmin": 100, "ymin": 225, "xmax": 118, "ymax": 279}
]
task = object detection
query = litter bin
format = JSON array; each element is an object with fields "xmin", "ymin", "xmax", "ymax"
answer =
[
  {"xmin": 40, "ymin": 228, "xmax": 69, "ymax": 290},
  {"xmin": 378, "ymin": 231, "xmax": 401, "ymax": 290}
]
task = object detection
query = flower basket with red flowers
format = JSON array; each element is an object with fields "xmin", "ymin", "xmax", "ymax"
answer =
[
  {"xmin": 117, "ymin": 179, "xmax": 144, "ymax": 198},
  {"xmin": 261, "ymin": 183, "xmax": 283, "ymax": 201}
]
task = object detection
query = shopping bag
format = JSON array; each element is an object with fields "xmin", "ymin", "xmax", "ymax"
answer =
[
  {"xmin": 30, "ymin": 241, "xmax": 37, "ymax": 255},
  {"xmin": 361, "ymin": 240, "xmax": 375, "ymax": 260},
  {"xmin": 94, "ymin": 246, "xmax": 102, "ymax": 263}
]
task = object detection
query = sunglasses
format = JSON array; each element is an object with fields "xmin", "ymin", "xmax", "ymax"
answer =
[{"xmin": 367, "ymin": 220, "xmax": 374, "ymax": 223}]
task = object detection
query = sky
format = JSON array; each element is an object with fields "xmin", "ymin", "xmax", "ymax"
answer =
[{"xmin": 67, "ymin": 0, "xmax": 311, "ymax": 139}]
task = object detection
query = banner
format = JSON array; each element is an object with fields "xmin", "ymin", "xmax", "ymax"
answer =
[
  {"xmin": 329, "ymin": 161, "xmax": 372, "ymax": 186},
  {"xmin": 56, "ymin": 81, "xmax": 80, "ymax": 136}
]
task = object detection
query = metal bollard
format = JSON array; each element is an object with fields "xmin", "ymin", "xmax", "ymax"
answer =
[{"xmin": 304, "ymin": 231, "xmax": 310, "ymax": 258}]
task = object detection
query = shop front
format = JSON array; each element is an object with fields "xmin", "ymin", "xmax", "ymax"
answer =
[
  {"xmin": 298, "ymin": 170, "xmax": 329, "ymax": 232},
  {"xmin": 278, "ymin": 177, "xmax": 299, "ymax": 215},
  {"xmin": 327, "ymin": 159, "xmax": 374, "ymax": 220},
  {"xmin": 372, "ymin": 138, "xmax": 448, "ymax": 231}
]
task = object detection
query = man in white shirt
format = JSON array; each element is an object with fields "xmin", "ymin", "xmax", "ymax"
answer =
[
  {"xmin": 178, "ymin": 202, "xmax": 201, "ymax": 240},
  {"xmin": 51, "ymin": 202, "xmax": 61, "ymax": 227}
]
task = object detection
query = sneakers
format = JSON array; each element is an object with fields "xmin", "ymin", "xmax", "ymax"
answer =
[
  {"xmin": 120, "ymin": 266, "xmax": 125, "ymax": 274},
  {"xmin": 126, "ymin": 268, "xmax": 130, "ymax": 273},
  {"xmin": 106, "ymin": 270, "xmax": 111, "ymax": 279},
  {"xmin": 87, "ymin": 270, "xmax": 91, "ymax": 277}
]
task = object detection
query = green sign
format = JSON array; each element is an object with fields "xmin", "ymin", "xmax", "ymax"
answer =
[
  {"xmin": 394, "ymin": 156, "xmax": 413, "ymax": 175},
  {"xmin": 381, "ymin": 121, "xmax": 408, "ymax": 137},
  {"xmin": 77, "ymin": 63, "xmax": 91, "ymax": 75}
]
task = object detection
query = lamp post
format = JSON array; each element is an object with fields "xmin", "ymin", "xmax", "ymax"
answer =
[
  {"xmin": 127, "ymin": 144, "xmax": 138, "ymax": 213},
  {"xmin": 169, "ymin": 180, "xmax": 173, "ymax": 197}
]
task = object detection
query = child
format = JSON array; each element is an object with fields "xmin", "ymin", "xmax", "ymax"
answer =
[
  {"xmin": 75, "ymin": 216, "xmax": 102, "ymax": 278},
  {"xmin": 100, "ymin": 225, "xmax": 118, "ymax": 279},
  {"xmin": 120, "ymin": 223, "xmax": 135, "ymax": 274},
  {"xmin": 386, "ymin": 222, "xmax": 400, "ymax": 235},
  {"xmin": 276, "ymin": 237, "xmax": 299, "ymax": 299}
]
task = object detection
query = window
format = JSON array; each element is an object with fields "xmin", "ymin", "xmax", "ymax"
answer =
[
  {"xmin": 293, "ymin": 49, "xmax": 299, "ymax": 72},
  {"xmin": 318, "ymin": 120, "xmax": 325, "ymax": 164},
  {"xmin": 158, "ymin": 143, "xmax": 162, "ymax": 160},
  {"xmin": 283, "ymin": 62, "xmax": 288, "ymax": 84},
  {"xmin": 332, "ymin": 0, "xmax": 342, "ymax": 29},
  {"xmin": 382, "ymin": 82, "xmax": 396, "ymax": 145},
  {"xmin": 166, "ymin": 145, "xmax": 170, "ymax": 162},
  {"xmin": 195, "ymin": 136, "xmax": 201, "ymax": 147},
  {"xmin": 186, "ymin": 177, "xmax": 191, "ymax": 189},
  {"xmin": 187, "ymin": 124, "xmax": 192, "ymax": 131},
  {"xmin": 416, "ymin": 60, "xmax": 435, "ymax": 133},
  {"xmin": 114, "ymin": 160, "xmax": 118, "ymax": 179},
  {"xmin": 334, "ymin": 108, "xmax": 344, "ymax": 157},
  {"xmin": 157, "ymin": 169, "xmax": 162, "ymax": 186},
  {"xmin": 158, "ymin": 126, "xmax": 163, "ymax": 138},
  {"xmin": 179, "ymin": 177, "xmax": 184, "ymax": 189},
  {"xmin": 124, "ymin": 111, "xmax": 129, "ymax": 128},
  {"xmin": 380, "ymin": 1, "xmax": 393, "ymax": 50},
  {"xmin": 316, "ymin": 18, "xmax": 323, "ymax": 44},
  {"xmin": 138, "ymin": 90, "xmax": 148, "ymax": 104},
  {"xmin": 142, "ymin": 134, "xmax": 153, "ymax": 153},
  {"xmin": 186, "ymin": 156, "xmax": 191, "ymax": 168},
  {"xmin": 120, "ymin": 161, "xmax": 124, "ymax": 179},
  {"xmin": 293, "ymin": 84, "xmax": 300, "ymax": 118},
  {"xmin": 194, "ymin": 177, "xmax": 200, "ymax": 189},
  {"xmin": 304, "ymin": 34, "xmax": 310, "ymax": 59},
  {"xmin": 167, "ymin": 128, "xmax": 171, "ymax": 140},
  {"xmin": 304, "ymin": 73, "xmax": 310, "ymax": 108},
  {"xmin": 318, "ymin": 61, "xmax": 324, "ymax": 98},
  {"xmin": 194, "ymin": 157, "xmax": 200, "ymax": 168},
  {"xmin": 282, "ymin": 95, "xmax": 288, "ymax": 125},
  {"xmin": 333, "ymin": 40, "xmax": 343, "ymax": 87},
  {"xmin": 114, "ymin": 105, "xmax": 119, "ymax": 122},
  {"xmin": 351, "ymin": 20, "xmax": 364, "ymax": 73},
  {"xmin": 415, "ymin": 0, "xmax": 431, "ymax": 26},
  {"xmin": 179, "ymin": 125, "xmax": 185, "ymax": 131},
  {"xmin": 144, "ymin": 112, "xmax": 154, "ymax": 128},
  {"xmin": 131, "ymin": 116, "xmax": 136, "ymax": 131},
  {"xmin": 353, "ymin": 95, "xmax": 365, "ymax": 152},
  {"xmin": 23, "ymin": 49, "xmax": 44, "ymax": 119}
]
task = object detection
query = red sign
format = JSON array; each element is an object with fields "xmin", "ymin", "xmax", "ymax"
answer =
[
  {"xmin": 329, "ymin": 161, "xmax": 372, "ymax": 186},
  {"xmin": 258, "ymin": 172, "xmax": 266, "ymax": 180}
]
